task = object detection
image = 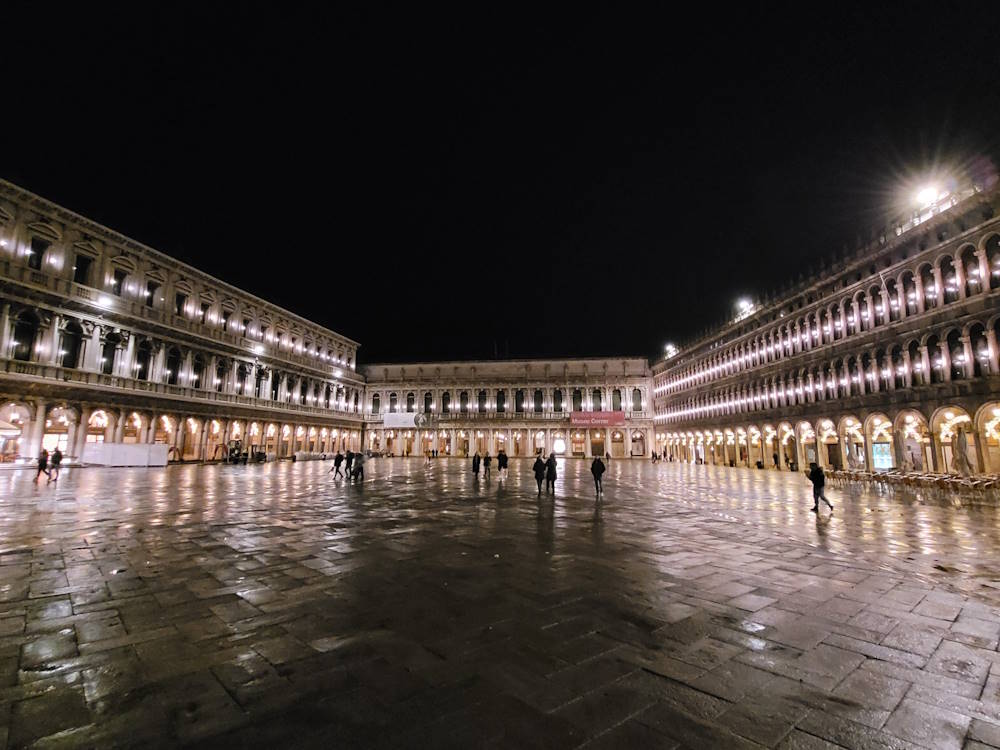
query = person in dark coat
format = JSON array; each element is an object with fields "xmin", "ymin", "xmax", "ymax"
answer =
[
  {"xmin": 345, "ymin": 451, "xmax": 354, "ymax": 476},
  {"xmin": 483, "ymin": 452, "xmax": 492, "ymax": 478},
  {"xmin": 808, "ymin": 462, "xmax": 833, "ymax": 513},
  {"xmin": 545, "ymin": 453, "xmax": 557, "ymax": 493},
  {"xmin": 591, "ymin": 456, "xmax": 606, "ymax": 494},
  {"xmin": 472, "ymin": 451, "xmax": 481, "ymax": 479},
  {"xmin": 532, "ymin": 455, "xmax": 546, "ymax": 495},
  {"xmin": 48, "ymin": 449, "xmax": 63, "ymax": 484},
  {"xmin": 330, "ymin": 451, "xmax": 345, "ymax": 478},
  {"xmin": 33, "ymin": 448, "xmax": 49, "ymax": 483},
  {"xmin": 497, "ymin": 449, "xmax": 508, "ymax": 480}
]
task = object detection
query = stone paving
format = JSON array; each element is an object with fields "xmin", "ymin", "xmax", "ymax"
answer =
[{"xmin": 1, "ymin": 459, "xmax": 1000, "ymax": 748}]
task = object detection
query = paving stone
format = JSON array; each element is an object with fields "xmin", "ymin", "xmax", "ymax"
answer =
[{"xmin": 882, "ymin": 696, "xmax": 971, "ymax": 750}]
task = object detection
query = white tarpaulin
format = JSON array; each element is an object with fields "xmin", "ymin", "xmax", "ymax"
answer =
[
  {"xmin": 82, "ymin": 443, "xmax": 169, "ymax": 467},
  {"xmin": 382, "ymin": 412, "xmax": 417, "ymax": 428}
]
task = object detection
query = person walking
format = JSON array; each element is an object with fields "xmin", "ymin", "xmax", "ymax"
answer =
[
  {"xmin": 545, "ymin": 452, "xmax": 557, "ymax": 494},
  {"xmin": 48, "ymin": 448, "xmax": 63, "ymax": 484},
  {"xmin": 345, "ymin": 451, "xmax": 354, "ymax": 478},
  {"xmin": 352, "ymin": 451, "xmax": 366, "ymax": 481},
  {"xmin": 497, "ymin": 449, "xmax": 508, "ymax": 480},
  {"xmin": 483, "ymin": 452, "xmax": 492, "ymax": 478},
  {"xmin": 33, "ymin": 448, "xmax": 49, "ymax": 483},
  {"xmin": 591, "ymin": 455, "xmax": 606, "ymax": 495},
  {"xmin": 472, "ymin": 451, "xmax": 481, "ymax": 480},
  {"xmin": 331, "ymin": 451, "xmax": 344, "ymax": 478},
  {"xmin": 533, "ymin": 454, "xmax": 546, "ymax": 495},
  {"xmin": 773, "ymin": 452, "xmax": 780, "ymax": 469},
  {"xmin": 808, "ymin": 462, "xmax": 833, "ymax": 513}
]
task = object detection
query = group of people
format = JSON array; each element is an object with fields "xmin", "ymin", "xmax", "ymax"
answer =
[
  {"xmin": 328, "ymin": 450, "xmax": 365, "ymax": 481},
  {"xmin": 33, "ymin": 448, "xmax": 63, "ymax": 484},
  {"xmin": 471, "ymin": 449, "xmax": 511, "ymax": 481}
]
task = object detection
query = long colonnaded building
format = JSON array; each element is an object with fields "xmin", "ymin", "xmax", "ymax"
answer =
[
  {"xmin": 0, "ymin": 180, "xmax": 366, "ymax": 462},
  {"xmin": 651, "ymin": 180, "xmax": 1000, "ymax": 475}
]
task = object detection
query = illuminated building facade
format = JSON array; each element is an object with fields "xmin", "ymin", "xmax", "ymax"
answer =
[
  {"xmin": 361, "ymin": 359, "xmax": 654, "ymax": 458},
  {"xmin": 653, "ymin": 181, "xmax": 1000, "ymax": 475},
  {"xmin": 0, "ymin": 180, "xmax": 365, "ymax": 462}
]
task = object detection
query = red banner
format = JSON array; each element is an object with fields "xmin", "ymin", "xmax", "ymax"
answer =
[{"xmin": 570, "ymin": 411, "xmax": 626, "ymax": 426}]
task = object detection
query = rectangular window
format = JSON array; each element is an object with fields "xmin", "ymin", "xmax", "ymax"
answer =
[
  {"xmin": 200, "ymin": 302, "xmax": 210, "ymax": 323},
  {"xmin": 73, "ymin": 255, "xmax": 92, "ymax": 285},
  {"xmin": 175, "ymin": 293, "xmax": 187, "ymax": 316},
  {"xmin": 28, "ymin": 238, "xmax": 48, "ymax": 270},
  {"xmin": 221, "ymin": 309, "xmax": 231, "ymax": 329},
  {"xmin": 112, "ymin": 269, "xmax": 127, "ymax": 296}
]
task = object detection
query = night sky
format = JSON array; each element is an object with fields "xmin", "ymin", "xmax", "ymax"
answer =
[{"xmin": 5, "ymin": 5, "xmax": 1000, "ymax": 364}]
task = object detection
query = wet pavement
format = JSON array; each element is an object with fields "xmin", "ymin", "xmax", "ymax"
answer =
[{"xmin": 0, "ymin": 458, "xmax": 1000, "ymax": 748}]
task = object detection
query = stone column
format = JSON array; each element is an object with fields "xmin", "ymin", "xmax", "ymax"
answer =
[
  {"xmin": 914, "ymin": 274, "xmax": 926, "ymax": 314},
  {"xmin": 987, "ymin": 328, "xmax": 1000, "ymax": 375},
  {"xmin": 0, "ymin": 303, "xmax": 10, "ymax": 356},
  {"xmin": 940, "ymin": 344, "xmax": 952, "ymax": 383},
  {"xmin": 919, "ymin": 346, "xmax": 931, "ymax": 386},
  {"xmin": 961, "ymin": 335, "xmax": 975, "ymax": 379},
  {"xmin": 955, "ymin": 260, "xmax": 967, "ymax": 300},
  {"xmin": 932, "ymin": 265, "xmax": 945, "ymax": 307},
  {"xmin": 74, "ymin": 406, "xmax": 93, "ymax": 459},
  {"xmin": 113, "ymin": 409, "xmax": 126, "ymax": 442},
  {"xmin": 86, "ymin": 325, "xmax": 102, "ymax": 371},
  {"xmin": 27, "ymin": 400, "xmax": 48, "ymax": 458}
]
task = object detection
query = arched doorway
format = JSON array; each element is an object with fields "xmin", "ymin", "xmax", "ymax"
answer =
[
  {"xmin": 839, "ymin": 416, "xmax": 865, "ymax": 470},
  {"xmin": 895, "ymin": 410, "xmax": 931, "ymax": 472},
  {"xmin": 0, "ymin": 403, "xmax": 30, "ymax": 461},
  {"xmin": 976, "ymin": 403, "xmax": 1000, "ymax": 474},
  {"xmin": 932, "ymin": 406, "xmax": 976, "ymax": 475},
  {"xmin": 865, "ymin": 414, "xmax": 895, "ymax": 470},
  {"xmin": 797, "ymin": 422, "xmax": 817, "ymax": 466}
]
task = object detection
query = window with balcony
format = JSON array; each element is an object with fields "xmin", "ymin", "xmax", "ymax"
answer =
[
  {"xmin": 112, "ymin": 269, "xmax": 127, "ymax": 297},
  {"xmin": 496, "ymin": 390, "xmax": 505, "ymax": 413},
  {"xmin": 553, "ymin": 389, "xmax": 563, "ymax": 412},
  {"xmin": 533, "ymin": 389, "xmax": 543, "ymax": 413},
  {"xmin": 442, "ymin": 391, "xmax": 451, "ymax": 413},
  {"xmin": 165, "ymin": 347, "xmax": 182, "ymax": 385},
  {"xmin": 477, "ymin": 390, "xmax": 487, "ymax": 413},
  {"xmin": 371, "ymin": 394, "xmax": 380, "ymax": 414},
  {"xmin": 146, "ymin": 281, "xmax": 160, "ymax": 308},
  {"xmin": 572, "ymin": 389, "xmax": 582, "ymax": 411},
  {"xmin": 11, "ymin": 311, "xmax": 38, "ymax": 362},
  {"xmin": 60, "ymin": 322, "xmax": 83, "ymax": 369},
  {"xmin": 515, "ymin": 389, "xmax": 524, "ymax": 413},
  {"xmin": 27, "ymin": 238, "xmax": 48, "ymax": 270},
  {"xmin": 175, "ymin": 293, "xmax": 187, "ymax": 317},
  {"xmin": 72, "ymin": 254, "xmax": 92, "ymax": 285}
]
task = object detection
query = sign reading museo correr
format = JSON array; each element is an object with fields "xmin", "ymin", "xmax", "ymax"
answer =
[{"xmin": 570, "ymin": 411, "xmax": 626, "ymax": 426}]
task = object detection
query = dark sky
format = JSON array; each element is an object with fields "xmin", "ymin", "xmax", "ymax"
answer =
[{"xmin": 5, "ymin": 5, "xmax": 1000, "ymax": 363}]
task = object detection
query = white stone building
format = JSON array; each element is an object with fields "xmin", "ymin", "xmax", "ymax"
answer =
[{"xmin": 361, "ymin": 359, "xmax": 654, "ymax": 458}]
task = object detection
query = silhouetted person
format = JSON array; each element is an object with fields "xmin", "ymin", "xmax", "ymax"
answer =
[
  {"xmin": 533, "ymin": 455, "xmax": 546, "ymax": 495},
  {"xmin": 48, "ymin": 448, "xmax": 62, "ymax": 483},
  {"xmin": 497, "ymin": 449, "xmax": 508, "ymax": 480},
  {"xmin": 773, "ymin": 452, "xmax": 780, "ymax": 469},
  {"xmin": 352, "ymin": 452, "xmax": 365, "ymax": 481},
  {"xmin": 345, "ymin": 451, "xmax": 354, "ymax": 476},
  {"xmin": 33, "ymin": 448, "xmax": 49, "ymax": 483},
  {"xmin": 472, "ymin": 451, "xmax": 481, "ymax": 479},
  {"xmin": 591, "ymin": 456, "xmax": 606, "ymax": 494},
  {"xmin": 808, "ymin": 462, "xmax": 833, "ymax": 513},
  {"xmin": 545, "ymin": 453, "xmax": 557, "ymax": 493},
  {"xmin": 483, "ymin": 452, "xmax": 492, "ymax": 478},
  {"xmin": 331, "ymin": 451, "xmax": 344, "ymax": 478}
]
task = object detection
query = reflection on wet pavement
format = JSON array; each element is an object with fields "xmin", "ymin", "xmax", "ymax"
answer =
[{"xmin": 0, "ymin": 458, "xmax": 997, "ymax": 748}]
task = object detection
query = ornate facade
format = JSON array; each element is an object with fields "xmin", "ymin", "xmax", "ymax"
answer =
[
  {"xmin": 652, "ymin": 182, "xmax": 1000, "ymax": 476},
  {"xmin": 0, "ymin": 180, "xmax": 365, "ymax": 462},
  {"xmin": 361, "ymin": 359, "xmax": 654, "ymax": 458}
]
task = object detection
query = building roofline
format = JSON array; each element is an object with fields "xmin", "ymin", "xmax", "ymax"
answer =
[
  {"xmin": 361, "ymin": 354, "xmax": 650, "ymax": 369},
  {"xmin": 0, "ymin": 178, "xmax": 361, "ymax": 348}
]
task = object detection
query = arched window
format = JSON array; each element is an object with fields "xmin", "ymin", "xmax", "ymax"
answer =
[
  {"xmin": 477, "ymin": 390, "xmax": 487, "ymax": 413},
  {"xmin": 135, "ymin": 341, "xmax": 153, "ymax": 381},
  {"xmin": 572, "ymin": 389, "xmax": 582, "ymax": 411},
  {"xmin": 389, "ymin": 393, "xmax": 398, "ymax": 413},
  {"xmin": 325, "ymin": 384, "xmax": 332, "ymax": 408},
  {"xmin": 441, "ymin": 392, "xmax": 451, "ymax": 413},
  {"xmin": 592, "ymin": 389, "xmax": 603, "ymax": 411},
  {"xmin": 271, "ymin": 373, "xmax": 281, "ymax": 400},
  {"xmin": 192, "ymin": 355, "xmax": 205, "ymax": 388},
  {"xmin": 60, "ymin": 321, "xmax": 83, "ymax": 369},
  {"xmin": 533, "ymin": 389, "xmax": 543, "ymax": 412},
  {"xmin": 496, "ymin": 390, "xmax": 506, "ymax": 413},
  {"xmin": 406, "ymin": 393, "xmax": 415, "ymax": 412},
  {"xmin": 553, "ymin": 389, "xmax": 563, "ymax": 412},
  {"xmin": 424, "ymin": 392, "xmax": 432, "ymax": 413},
  {"xmin": 515, "ymin": 389, "xmax": 524, "ymax": 413},
  {"xmin": 216, "ymin": 360, "xmax": 227, "ymax": 392},
  {"xmin": 612, "ymin": 389, "xmax": 622, "ymax": 411},
  {"xmin": 28, "ymin": 237, "xmax": 49, "ymax": 271},
  {"xmin": 298, "ymin": 378, "xmax": 306, "ymax": 404},
  {"xmin": 632, "ymin": 388, "xmax": 642, "ymax": 412},
  {"xmin": 460, "ymin": 391, "xmax": 469, "ymax": 413},
  {"xmin": 11, "ymin": 311, "xmax": 39, "ymax": 362},
  {"xmin": 165, "ymin": 347, "xmax": 182, "ymax": 385},
  {"xmin": 255, "ymin": 369, "xmax": 266, "ymax": 399},
  {"xmin": 101, "ymin": 333, "xmax": 119, "ymax": 375},
  {"xmin": 237, "ymin": 363, "xmax": 250, "ymax": 395},
  {"xmin": 372, "ymin": 394, "xmax": 381, "ymax": 414}
]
